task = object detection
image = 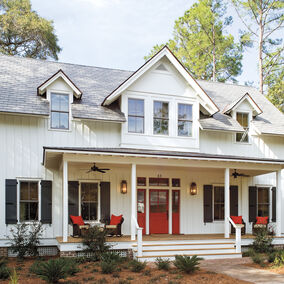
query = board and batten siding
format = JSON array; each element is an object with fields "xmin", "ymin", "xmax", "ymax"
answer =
[{"xmin": 0, "ymin": 113, "xmax": 121, "ymax": 238}]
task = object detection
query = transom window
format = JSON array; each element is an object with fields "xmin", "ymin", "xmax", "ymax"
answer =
[
  {"xmin": 153, "ymin": 101, "xmax": 169, "ymax": 135},
  {"xmin": 257, "ymin": 187, "xmax": 269, "ymax": 217},
  {"xmin": 20, "ymin": 181, "xmax": 39, "ymax": 221},
  {"xmin": 236, "ymin": 112, "xmax": 249, "ymax": 143},
  {"xmin": 214, "ymin": 186, "xmax": 224, "ymax": 220},
  {"xmin": 178, "ymin": 104, "xmax": 193, "ymax": 137},
  {"xmin": 128, "ymin": 98, "xmax": 144, "ymax": 133},
  {"xmin": 81, "ymin": 183, "xmax": 98, "ymax": 221},
  {"xmin": 50, "ymin": 93, "xmax": 69, "ymax": 130}
]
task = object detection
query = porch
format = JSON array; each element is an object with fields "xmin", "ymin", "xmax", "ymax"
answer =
[{"xmin": 44, "ymin": 147, "xmax": 284, "ymax": 259}]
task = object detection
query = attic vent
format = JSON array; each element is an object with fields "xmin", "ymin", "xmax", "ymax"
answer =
[{"xmin": 155, "ymin": 63, "xmax": 168, "ymax": 72}]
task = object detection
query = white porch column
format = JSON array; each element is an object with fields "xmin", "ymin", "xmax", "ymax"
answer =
[
  {"xmin": 62, "ymin": 159, "xmax": 68, "ymax": 242},
  {"xmin": 224, "ymin": 168, "xmax": 230, "ymax": 238},
  {"xmin": 276, "ymin": 170, "xmax": 282, "ymax": 237},
  {"xmin": 131, "ymin": 163, "xmax": 137, "ymax": 241}
]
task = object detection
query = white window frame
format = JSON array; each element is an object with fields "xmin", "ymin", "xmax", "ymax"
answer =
[
  {"xmin": 128, "ymin": 98, "xmax": 145, "ymax": 134},
  {"xmin": 47, "ymin": 89, "xmax": 73, "ymax": 132},
  {"xmin": 235, "ymin": 111, "xmax": 250, "ymax": 144},
  {"xmin": 17, "ymin": 179, "xmax": 41, "ymax": 223},
  {"xmin": 79, "ymin": 181, "xmax": 101, "ymax": 223},
  {"xmin": 153, "ymin": 100, "xmax": 170, "ymax": 136},
  {"xmin": 177, "ymin": 103, "xmax": 193, "ymax": 137}
]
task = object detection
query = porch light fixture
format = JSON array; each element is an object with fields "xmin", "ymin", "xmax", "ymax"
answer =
[
  {"xmin": 190, "ymin": 182, "xmax": 197, "ymax": 195},
  {"xmin": 121, "ymin": 180, "xmax": 127, "ymax": 194}
]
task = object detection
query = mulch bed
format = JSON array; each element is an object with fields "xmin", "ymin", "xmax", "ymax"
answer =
[
  {"xmin": 246, "ymin": 262, "xmax": 284, "ymax": 275},
  {"xmin": 2, "ymin": 257, "xmax": 251, "ymax": 283}
]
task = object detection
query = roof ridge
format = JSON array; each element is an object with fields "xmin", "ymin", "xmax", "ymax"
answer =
[
  {"xmin": 197, "ymin": 79, "xmax": 258, "ymax": 91},
  {"xmin": 0, "ymin": 53, "xmax": 133, "ymax": 73}
]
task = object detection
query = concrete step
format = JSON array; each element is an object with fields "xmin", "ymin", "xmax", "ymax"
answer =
[
  {"xmin": 135, "ymin": 252, "xmax": 242, "ymax": 262},
  {"xmin": 133, "ymin": 247, "xmax": 236, "ymax": 257}
]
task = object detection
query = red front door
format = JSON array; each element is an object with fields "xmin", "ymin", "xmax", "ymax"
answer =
[
  {"xmin": 150, "ymin": 189, "xmax": 169, "ymax": 234},
  {"xmin": 137, "ymin": 189, "xmax": 146, "ymax": 235},
  {"xmin": 172, "ymin": 190, "xmax": 180, "ymax": 234}
]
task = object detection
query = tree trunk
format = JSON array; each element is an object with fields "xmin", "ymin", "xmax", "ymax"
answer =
[
  {"xmin": 212, "ymin": 21, "xmax": 216, "ymax": 82},
  {"xmin": 259, "ymin": 3, "xmax": 264, "ymax": 94}
]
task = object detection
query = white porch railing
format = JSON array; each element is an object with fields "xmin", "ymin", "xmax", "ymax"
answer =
[
  {"xmin": 228, "ymin": 217, "xmax": 243, "ymax": 253},
  {"xmin": 132, "ymin": 215, "xmax": 143, "ymax": 257}
]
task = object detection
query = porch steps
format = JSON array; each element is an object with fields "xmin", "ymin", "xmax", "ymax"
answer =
[{"xmin": 132, "ymin": 240, "xmax": 242, "ymax": 261}]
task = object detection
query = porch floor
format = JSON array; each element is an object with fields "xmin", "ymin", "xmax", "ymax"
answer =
[{"xmin": 56, "ymin": 233, "xmax": 263, "ymax": 244}]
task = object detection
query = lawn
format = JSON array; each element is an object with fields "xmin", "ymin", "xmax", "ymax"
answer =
[{"xmin": 2, "ymin": 256, "xmax": 251, "ymax": 284}]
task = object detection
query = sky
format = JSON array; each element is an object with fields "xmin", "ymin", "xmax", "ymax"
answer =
[{"xmin": 31, "ymin": 0, "xmax": 260, "ymax": 85}]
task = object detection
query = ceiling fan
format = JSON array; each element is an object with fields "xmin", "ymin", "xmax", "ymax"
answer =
[
  {"xmin": 232, "ymin": 169, "xmax": 249, "ymax": 179},
  {"xmin": 86, "ymin": 163, "xmax": 110, "ymax": 174}
]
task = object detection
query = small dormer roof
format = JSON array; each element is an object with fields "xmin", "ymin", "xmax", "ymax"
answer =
[
  {"xmin": 223, "ymin": 93, "xmax": 263, "ymax": 116},
  {"xmin": 102, "ymin": 46, "xmax": 219, "ymax": 116},
  {"xmin": 37, "ymin": 69, "xmax": 82, "ymax": 98}
]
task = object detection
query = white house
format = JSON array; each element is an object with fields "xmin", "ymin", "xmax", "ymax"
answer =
[{"xmin": 0, "ymin": 46, "xmax": 284, "ymax": 260}]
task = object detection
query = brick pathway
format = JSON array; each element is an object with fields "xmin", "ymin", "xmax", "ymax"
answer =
[{"xmin": 200, "ymin": 257, "xmax": 284, "ymax": 284}]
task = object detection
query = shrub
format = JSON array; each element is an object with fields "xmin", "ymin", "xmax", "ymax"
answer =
[
  {"xmin": 155, "ymin": 257, "xmax": 171, "ymax": 271},
  {"xmin": 30, "ymin": 258, "xmax": 79, "ymax": 283},
  {"xmin": 82, "ymin": 226, "xmax": 111, "ymax": 260},
  {"xmin": 101, "ymin": 251, "xmax": 122, "ymax": 264},
  {"xmin": 252, "ymin": 229, "xmax": 273, "ymax": 253},
  {"xmin": 128, "ymin": 259, "xmax": 146, "ymax": 272},
  {"xmin": 7, "ymin": 222, "xmax": 43, "ymax": 259},
  {"xmin": 0, "ymin": 265, "xmax": 10, "ymax": 280},
  {"xmin": 251, "ymin": 253, "xmax": 265, "ymax": 267},
  {"xmin": 173, "ymin": 255, "xmax": 202, "ymax": 274},
  {"xmin": 242, "ymin": 248, "xmax": 255, "ymax": 257},
  {"xmin": 268, "ymin": 250, "xmax": 278, "ymax": 263},
  {"xmin": 273, "ymin": 250, "xmax": 284, "ymax": 267},
  {"xmin": 9, "ymin": 268, "xmax": 19, "ymax": 284},
  {"xmin": 101, "ymin": 260, "xmax": 117, "ymax": 274}
]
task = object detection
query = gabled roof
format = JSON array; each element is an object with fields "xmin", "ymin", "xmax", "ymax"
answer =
[
  {"xmin": 102, "ymin": 46, "xmax": 219, "ymax": 116},
  {"xmin": 223, "ymin": 93, "xmax": 262, "ymax": 116},
  {"xmin": 37, "ymin": 69, "xmax": 82, "ymax": 98}
]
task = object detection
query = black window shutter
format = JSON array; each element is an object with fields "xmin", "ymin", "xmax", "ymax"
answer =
[
  {"xmin": 100, "ymin": 182, "xmax": 110, "ymax": 223},
  {"xmin": 203, "ymin": 185, "xmax": 213, "ymax": 223},
  {"xmin": 41, "ymin": 180, "xmax": 52, "ymax": 224},
  {"xmin": 68, "ymin": 181, "xmax": 79, "ymax": 224},
  {"xmin": 249, "ymin": 186, "xmax": 257, "ymax": 222},
  {"xmin": 272, "ymin": 187, "xmax": 276, "ymax": 222},
  {"xmin": 230, "ymin": 186, "xmax": 238, "ymax": 216},
  {"xmin": 5, "ymin": 179, "xmax": 18, "ymax": 224}
]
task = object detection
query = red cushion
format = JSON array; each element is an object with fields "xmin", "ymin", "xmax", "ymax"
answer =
[
  {"xmin": 256, "ymin": 216, "xmax": 268, "ymax": 225},
  {"xmin": 70, "ymin": 215, "xmax": 85, "ymax": 226},
  {"xmin": 110, "ymin": 214, "xmax": 123, "ymax": 225},
  {"xmin": 231, "ymin": 216, "xmax": 242, "ymax": 224}
]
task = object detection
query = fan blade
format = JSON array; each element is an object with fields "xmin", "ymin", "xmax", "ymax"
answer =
[
  {"xmin": 239, "ymin": 174, "xmax": 250, "ymax": 177},
  {"xmin": 98, "ymin": 168, "xmax": 110, "ymax": 171},
  {"xmin": 97, "ymin": 169, "xmax": 106, "ymax": 173}
]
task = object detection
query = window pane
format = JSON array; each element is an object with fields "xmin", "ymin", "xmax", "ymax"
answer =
[
  {"xmin": 29, "ymin": 202, "xmax": 38, "ymax": 220},
  {"xmin": 154, "ymin": 118, "xmax": 168, "ymax": 135},
  {"xmin": 81, "ymin": 184, "xmax": 89, "ymax": 201},
  {"xmin": 20, "ymin": 202, "xmax": 29, "ymax": 221},
  {"xmin": 137, "ymin": 177, "xmax": 146, "ymax": 186},
  {"xmin": 154, "ymin": 101, "xmax": 168, "ymax": 118},
  {"xmin": 89, "ymin": 184, "xmax": 98, "ymax": 201},
  {"xmin": 258, "ymin": 204, "xmax": 269, "ymax": 217},
  {"xmin": 128, "ymin": 99, "xmax": 144, "ymax": 116},
  {"xmin": 178, "ymin": 104, "xmax": 192, "ymax": 120},
  {"xmin": 60, "ymin": 95, "xmax": 69, "ymax": 112},
  {"xmin": 89, "ymin": 203, "xmax": 98, "ymax": 220},
  {"xmin": 51, "ymin": 112, "xmax": 60, "ymax": 129},
  {"xmin": 172, "ymin": 179, "xmax": 180, "ymax": 187},
  {"xmin": 81, "ymin": 203, "xmax": 89, "ymax": 220},
  {"xmin": 237, "ymin": 113, "xmax": 249, "ymax": 128},
  {"xmin": 59, "ymin": 113, "xmax": 69, "ymax": 129},
  {"xmin": 214, "ymin": 204, "xmax": 224, "ymax": 220},
  {"xmin": 258, "ymin": 188, "xmax": 269, "ymax": 203},
  {"xmin": 51, "ymin": 94, "xmax": 61, "ymax": 111},
  {"xmin": 178, "ymin": 121, "xmax": 192, "ymax": 136},
  {"xmin": 20, "ymin": 182, "xmax": 29, "ymax": 200},
  {"xmin": 30, "ymin": 182, "xmax": 38, "ymax": 201}
]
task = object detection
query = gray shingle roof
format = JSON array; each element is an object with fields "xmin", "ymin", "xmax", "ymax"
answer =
[{"xmin": 0, "ymin": 54, "xmax": 283, "ymax": 134}]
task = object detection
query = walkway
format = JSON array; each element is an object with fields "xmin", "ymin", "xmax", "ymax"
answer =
[{"xmin": 200, "ymin": 257, "xmax": 284, "ymax": 284}]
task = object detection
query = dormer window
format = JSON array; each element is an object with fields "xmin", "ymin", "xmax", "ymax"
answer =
[
  {"xmin": 154, "ymin": 101, "xmax": 169, "ymax": 135},
  {"xmin": 236, "ymin": 112, "xmax": 249, "ymax": 143},
  {"xmin": 50, "ymin": 93, "xmax": 69, "ymax": 130}
]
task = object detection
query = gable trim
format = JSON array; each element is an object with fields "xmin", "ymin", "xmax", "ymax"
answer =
[
  {"xmin": 223, "ymin": 93, "xmax": 263, "ymax": 116},
  {"xmin": 37, "ymin": 69, "xmax": 82, "ymax": 98},
  {"xmin": 102, "ymin": 46, "xmax": 219, "ymax": 116}
]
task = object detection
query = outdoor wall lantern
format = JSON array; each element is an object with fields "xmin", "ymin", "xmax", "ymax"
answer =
[
  {"xmin": 190, "ymin": 182, "xmax": 198, "ymax": 195},
  {"xmin": 121, "ymin": 180, "xmax": 127, "ymax": 194}
]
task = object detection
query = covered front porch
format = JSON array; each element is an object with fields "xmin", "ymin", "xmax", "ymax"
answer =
[{"xmin": 44, "ymin": 147, "xmax": 284, "ymax": 252}]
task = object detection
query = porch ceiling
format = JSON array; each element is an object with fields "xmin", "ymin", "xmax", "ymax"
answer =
[{"xmin": 43, "ymin": 147, "xmax": 284, "ymax": 174}]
